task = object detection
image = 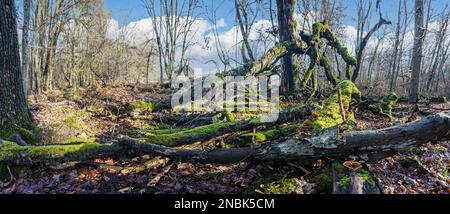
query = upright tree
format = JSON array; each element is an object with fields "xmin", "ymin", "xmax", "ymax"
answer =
[
  {"xmin": 276, "ymin": 0, "xmax": 295, "ymax": 95},
  {"xmin": 409, "ymin": 0, "xmax": 425, "ymax": 104},
  {"xmin": 21, "ymin": 0, "xmax": 31, "ymax": 95},
  {"xmin": 0, "ymin": 0, "xmax": 32, "ymax": 135}
]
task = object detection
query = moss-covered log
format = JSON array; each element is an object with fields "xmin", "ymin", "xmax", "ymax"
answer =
[
  {"xmin": 140, "ymin": 105, "xmax": 310, "ymax": 147},
  {"xmin": 227, "ymin": 123, "xmax": 302, "ymax": 147},
  {"xmin": 0, "ymin": 140, "xmax": 122, "ymax": 165},
  {"xmin": 119, "ymin": 111, "xmax": 450, "ymax": 164}
]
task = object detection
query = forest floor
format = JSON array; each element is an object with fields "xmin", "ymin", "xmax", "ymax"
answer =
[{"xmin": 0, "ymin": 85, "xmax": 449, "ymax": 194}]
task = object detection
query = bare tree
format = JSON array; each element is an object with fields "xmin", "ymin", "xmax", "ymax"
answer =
[
  {"xmin": 21, "ymin": 0, "xmax": 31, "ymax": 95},
  {"xmin": 425, "ymin": 8, "xmax": 449, "ymax": 92},
  {"xmin": 409, "ymin": 0, "xmax": 425, "ymax": 104},
  {"xmin": 143, "ymin": 0, "xmax": 198, "ymax": 86},
  {"xmin": 276, "ymin": 0, "xmax": 296, "ymax": 95}
]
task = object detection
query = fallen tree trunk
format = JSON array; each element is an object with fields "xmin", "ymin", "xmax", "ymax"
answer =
[
  {"xmin": 119, "ymin": 111, "xmax": 450, "ymax": 164},
  {"xmin": 0, "ymin": 141, "xmax": 124, "ymax": 165},
  {"xmin": 2, "ymin": 111, "xmax": 448, "ymax": 166}
]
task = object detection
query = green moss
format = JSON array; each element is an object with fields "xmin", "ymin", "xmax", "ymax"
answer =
[
  {"xmin": 266, "ymin": 178, "xmax": 301, "ymax": 194},
  {"xmin": 311, "ymin": 80, "xmax": 361, "ymax": 131},
  {"xmin": 249, "ymin": 176, "xmax": 305, "ymax": 194},
  {"xmin": 144, "ymin": 122, "xmax": 239, "ymax": 147},
  {"xmin": 410, "ymin": 147, "xmax": 422, "ymax": 154},
  {"xmin": 18, "ymin": 128, "xmax": 36, "ymax": 145},
  {"xmin": 64, "ymin": 91, "xmax": 82, "ymax": 100},
  {"xmin": 313, "ymin": 169, "xmax": 333, "ymax": 192},
  {"xmin": 0, "ymin": 141, "xmax": 104, "ymax": 161},
  {"xmin": 241, "ymin": 132, "xmax": 267, "ymax": 143},
  {"xmin": 66, "ymin": 137, "xmax": 96, "ymax": 144},
  {"xmin": 356, "ymin": 169, "xmax": 375, "ymax": 185},
  {"xmin": 224, "ymin": 110, "xmax": 236, "ymax": 122},
  {"xmin": 131, "ymin": 101, "xmax": 154, "ymax": 112},
  {"xmin": 338, "ymin": 176, "xmax": 350, "ymax": 188},
  {"xmin": 228, "ymin": 123, "xmax": 301, "ymax": 148},
  {"xmin": 56, "ymin": 108, "xmax": 89, "ymax": 131},
  {"xmin": 369, "ymin": 92, "xmax": 398, "ymax": 121}
]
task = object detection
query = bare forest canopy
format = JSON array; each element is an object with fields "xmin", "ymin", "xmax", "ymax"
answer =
[
  {"xmin": 0, "ymin": 0, "xmax": 449, "ymax": 194},
  {"xmin": 12, "ymin": 0, "xmax": 450, "ymax": 97}
]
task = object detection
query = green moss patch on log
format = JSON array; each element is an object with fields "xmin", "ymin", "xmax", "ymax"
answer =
[
  {"xmin": 144, "ymin": 122, "xmax": 240, "ymax": 147},
  {"xmin": 227, "ymin": 123, "xmax": 302, "ymax": 147},
  {"xmin": 0, "ymin": 140, "xmax": 105, "ymax": 163},
  {"xmin": 311, "ymin": 80, "xmax": 361, "ymax": 131},
  {"xmin": 369, "ymin": 92, "xmax": 398, "ymax": 121}
]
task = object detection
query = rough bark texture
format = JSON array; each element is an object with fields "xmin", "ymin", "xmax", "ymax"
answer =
[
  {"xmin": 2, "ymin": 111, "xmax": 448, "ymax": 166},
  {"xmin": 21, "ymin": 0, "xmax": 31, "ymax": 95},
  {"xmin": 409, "ymin": 0, "xmax": 425, "ymax": 103},
  {"xmin": 119, "ymin": 111, "xmax": 450, "ymax": 164},
  {"xmin": 0, "ymin": 0, "xmax": 33, "ymax": 135},
  {"xmin": 276, "ymin": 0, "xmax": 295, "ymax": 95}
]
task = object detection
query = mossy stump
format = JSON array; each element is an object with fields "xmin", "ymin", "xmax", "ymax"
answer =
[{"xmin": 311, "ymin": 80, "xmax": 361, "ymax": 131}]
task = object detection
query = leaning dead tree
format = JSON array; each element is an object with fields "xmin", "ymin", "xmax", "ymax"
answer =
[{"xmin": 244, "ymin": 18, "xmax": 390, "ymax": 100}]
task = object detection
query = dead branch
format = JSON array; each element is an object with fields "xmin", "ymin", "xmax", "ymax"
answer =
[{"xmin": 119, "ymin": 111, "xmax": 450, "ymax": 164}]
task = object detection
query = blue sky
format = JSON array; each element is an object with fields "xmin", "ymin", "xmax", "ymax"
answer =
[{"xmin": 104, "ymin": 0, "xmax": 448, "ymax": 28}]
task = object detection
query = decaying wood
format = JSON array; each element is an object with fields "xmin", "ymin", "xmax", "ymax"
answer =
[
  {"xmin": 2, "ymin": 111, "xmax": 448, "ymax": 166},
  {"xmin": 119, "ymin": 111, "xmax": 450, "ymax": 164}
]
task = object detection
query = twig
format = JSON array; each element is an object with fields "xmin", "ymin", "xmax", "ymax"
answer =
[
  {"xmin": 337, "ymin": 87, "xmax": 347, "ymax": 122},
  {"xmin": 147, "ymin": 163, "xmax": 173, "ymax": 187}
]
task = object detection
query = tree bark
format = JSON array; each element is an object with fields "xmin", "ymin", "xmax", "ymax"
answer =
[
  {"xmin": 2, "ymin": 111, "xmax": 448, "ymax": 165},
  {"xmin": 409, "ymin": 0, "xmax": 425, "ymax": 104},
  {"xmin": 276, "ymin": 0, "xmax": 295, "ymax": 95},
  {"xmin": 119, "ymin": 111, "xmax": 450, "ymax": 164},
  {"xmin": 0, "ymin": 0, "xmax": 33, "ymax": 134},
  {"xmin": 21, "ymin": 0, "xmax": 31, "ymax": 96}
]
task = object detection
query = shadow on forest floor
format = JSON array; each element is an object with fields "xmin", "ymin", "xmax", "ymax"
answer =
[{"xmin": 1, "ymin": 85, "xmax": 449, "ymax": 194}]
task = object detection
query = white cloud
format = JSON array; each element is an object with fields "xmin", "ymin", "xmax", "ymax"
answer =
[{"xmin": 105, "ymin": 13, "xmax": 449, "ymax": 74}]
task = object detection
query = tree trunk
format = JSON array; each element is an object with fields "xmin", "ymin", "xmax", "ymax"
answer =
[
  {"xmin": 2, "ymin": 111, "xmax": 448, "ymax": 165},
  {"xmin": 388, "ymin": 0, "xmax": 402, "ymax": 92},
  {"xmin": 21, "ymin": 0, "xmax": 31, "ymax": 96},
  {"xmin": 276, "ymin": 0, "xmax": 295, "ymax": 96},
  {"xmin": 119, "ymin": 111, "xmax": 450, "ymax": 164},
  {"xmin": 409, "ymin": 0, "xmax": 425, "ymax": 104},
  {"xmin": 0, "ymin": 0, "xmax": 33, "ymax": 134}
]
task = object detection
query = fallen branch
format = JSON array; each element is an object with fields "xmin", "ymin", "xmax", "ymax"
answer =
[{"xmin": 119, "ymin": 111, "xmax": 450, "ymax": 164}]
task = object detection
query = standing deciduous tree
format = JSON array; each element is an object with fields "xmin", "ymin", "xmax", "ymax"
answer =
[
  {"xmin": 409, "ymin": 0, "xmax": 425, "ymax": 104},
  {"xmin": 0, "ymin": 0, "xmax": 32, "ymax": 135},
  {"xmin": 276, "ymin": 0, "xmax": 295, "ymax": 95},
  {"xmin": 21, "ymin": 0, "xmax": 31, "ymax": 95}
]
